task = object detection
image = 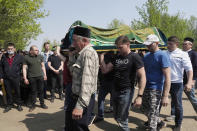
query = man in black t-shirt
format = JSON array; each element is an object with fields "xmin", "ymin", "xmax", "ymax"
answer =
[
  {"xmin": 100, "ymin": 36, "xmax": 146, "ymax": 131},
  {"xmin": 48, "ymin": 46, "xmax": 64, "ymax": 102}
]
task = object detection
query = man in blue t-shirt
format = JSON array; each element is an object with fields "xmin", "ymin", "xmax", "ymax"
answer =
[{"xmin": 141, "ymin": 34, "xmax": 171, "ymax": 131}]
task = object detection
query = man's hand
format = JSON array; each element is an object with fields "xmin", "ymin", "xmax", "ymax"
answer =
[
  {"xmin": 24, "ymin": 79, "xmax": 29, "ymax": 85},
  {"xmin": 72, "ymin": 108, "xmax": 83, "ymax": 120},
  {"xmin": 184, "ymin": 83, "xmax": 192, "ymax": 92},
  {"xmin": 0, "ymin": 79, "xmax": 3, "ymax": 84},
  {"xmin": 54, "ymin": 70, "xmax": 59, "ymax": 74},
  {"xmin": 99, "ymin": 52, "xmax": 106, "ymax": 62},
  {"xmin": 162, "ymin": 96, "xmax": 169, "ymax": 107},
  {"xmin": 133, "ymin": 96, "xmax": 142, "ymax": 108},
  {"xmin": 44, "ymin": 75, "xmax": 47, "ymax": 81}
]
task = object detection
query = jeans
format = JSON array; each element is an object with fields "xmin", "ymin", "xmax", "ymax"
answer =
[
  {"xmin": 29, "ymin": 76, "xmax": 45, "ymax": 105},
  {"xmin": 112, "ymin": 88, "xmax": 133, "ymax": 131},
  {"xmin": 171, "ymin": 85, "xmax": 197, "ymax": 116},
  {"xmin": 97, "ymin": 80, "xmax": 113, "ymax": 118},
  {"xmin": 169, "ymin": 83, "xmax": 183, "ymax": 126},
  {"xmin": 184, "ymin": 87, "xmax": 197, "ymax": 113}
]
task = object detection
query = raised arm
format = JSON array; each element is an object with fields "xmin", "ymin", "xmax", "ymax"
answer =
[{"xmin": 99, "ymin": 53, "xmax": 113, "ymax": 74}]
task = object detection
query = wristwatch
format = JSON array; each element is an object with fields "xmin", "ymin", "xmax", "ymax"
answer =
[{"xmin": 138, "ymin": 94, "xmax": 143, "ymax": 97}]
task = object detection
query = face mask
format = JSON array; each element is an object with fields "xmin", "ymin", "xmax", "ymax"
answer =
[{"xmin": 7, "ymin": 50, "xmax": 14, "ymax": 55}]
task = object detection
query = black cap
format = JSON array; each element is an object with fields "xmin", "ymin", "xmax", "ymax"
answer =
[{"xmin": 73, "ymin": 26, "xmax": 90, "ymax": 38}]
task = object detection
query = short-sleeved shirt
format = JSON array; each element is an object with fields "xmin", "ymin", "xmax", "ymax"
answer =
[
  {"xmin": 111, "ymin": 52, "xmax": 144, "ymax": 91},
  {"xmin": 48, "ymin": 54, "xmax": 62, "ymax": 71},
  {"xmin": 23, "ymin": 54, "xmax": 44, "ymax": 78},
  {"xmin": 143, "ymin": 50, "xmax": 171, "ymax": 91}
]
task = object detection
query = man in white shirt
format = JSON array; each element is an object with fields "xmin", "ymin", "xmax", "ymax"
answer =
[
  {"xmin": 166, "ymin": 36, "xmax": 193, "ymax": 131},
  {"xmin": 41, "ymin": 42, "xmax": 53, "ymax": 99}
]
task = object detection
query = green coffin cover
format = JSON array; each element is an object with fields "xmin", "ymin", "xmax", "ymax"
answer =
[{"xmin": 69, "ymin": 20, "xmax": 167, "ymax": 51}]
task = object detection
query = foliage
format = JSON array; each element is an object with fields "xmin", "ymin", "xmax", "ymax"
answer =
[
  {"xmin": 108, "ymin": 18, "xmax": 125, "ymax": 28},
  {"xmin": 131, "ymin": 0, "xmax": 197, "ymax": 46},
  {"xmin": 0, "ymin": 0, "xmax": 48, "ymax": 49},
  {"xmin": 41, "ymin": 39, "xmax": 60, "ymax": 52}
]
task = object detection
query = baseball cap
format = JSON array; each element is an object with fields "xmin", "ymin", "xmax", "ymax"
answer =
[{"xmin": 143, "ymin": 34, "xmax": 160, "ymax": 45}]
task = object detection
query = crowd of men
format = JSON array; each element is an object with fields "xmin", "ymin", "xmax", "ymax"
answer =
[
  {"xmin": 0, "ymin": 26, "xmax": 197, "ymax": 131},
  {"xmin": 0, "ymin": 42, "xmax": 65, "ymax": 112}
]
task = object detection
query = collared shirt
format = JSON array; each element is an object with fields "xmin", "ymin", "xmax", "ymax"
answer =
[
  {"xmin": 7, "ymin": 54, "xmax": 16, "ymax": 67},
  {"xmin": 185, "ymin": 49, "xmax": 192, "ymax": 53},
  {"xmin": 166, "ymin": 48, "xmax": 192, "ymax": 83},
  {"xmin": 68, "ymin": 44, "xmax": 99, "ymax": 109},
  {"xmin": 40, "ymin": 51, "xmax": 53, "ymax": 70}
]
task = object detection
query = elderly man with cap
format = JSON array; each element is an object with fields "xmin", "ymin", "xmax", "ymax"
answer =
[
  {"xmin": 141, "ymin": 34, "xmax": 171, "ymax": 131},
  {"xmin": 65, "ymin": 26, "xmax": 99, "ymax": 131}
]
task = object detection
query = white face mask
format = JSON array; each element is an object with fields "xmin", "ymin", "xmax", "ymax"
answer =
[{"xmin": 7, "ymin": 50, "xmax": 14, "ymax": 55}]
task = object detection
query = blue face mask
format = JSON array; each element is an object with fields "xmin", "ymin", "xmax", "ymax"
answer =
[{"xmin": 7, "ymin": 50, "xmax": 14, "ymax": 55}]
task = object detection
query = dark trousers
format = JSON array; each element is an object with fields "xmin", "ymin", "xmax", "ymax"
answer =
[
  {"xmin": 169, "ymin": 83, "xmax": 183, "ymax": 126},
  {"xmin": 65, "ymin": 93, "xmax": 95, "ymax": 131},
  {"xmin": 98, "ymin": 80, "xmax": 113, "ymax": 118},
  {"xmin": 64, "ymin": 83, "xmax": 72, "ymax": 110},
  {"xmin": 43, "ymin": 71, "xmax": 50, "ymax": 98},
  {"xmin": 50, "ymin": 73, "xmax": 63, "ymax": 98},
  {"xmin": 29, "ymin": 76, "xmax": 44, "ymax": 105},
  {"xmin": 4, "ymin": 77, "xmax": 22, "ymax": 106}
]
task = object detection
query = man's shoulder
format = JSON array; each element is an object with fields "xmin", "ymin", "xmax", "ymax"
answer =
[{"xmin": 82, "ymin": 46, "xmax": 98, "ymax": 57}]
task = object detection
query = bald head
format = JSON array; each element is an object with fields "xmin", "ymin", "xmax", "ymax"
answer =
[{"xmin": 30, "ymin": 45, "xmax": 39, "ymax": 55}]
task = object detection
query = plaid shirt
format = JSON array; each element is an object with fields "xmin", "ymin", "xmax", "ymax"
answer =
[{"xmin": 68, "ymin": 44, "xmax": 99, "ymax": 109}]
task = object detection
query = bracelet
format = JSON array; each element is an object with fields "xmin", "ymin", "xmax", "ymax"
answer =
[{"xmin": 137, "ymin": 94, "xmax": 143, "ymax": 97}]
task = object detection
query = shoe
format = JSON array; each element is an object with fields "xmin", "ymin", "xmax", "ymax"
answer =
[
  {"xmin": 93, "ymin": 116, "xmax": 104, "ymax": 124},
  {"xmin": 165, "ymin": 115, "xmax": 175, "ymax": 122},
  {"xmin": 157, "ymin": 120, "xmax": 166, "ymax": 130},
  {"xmin": 88, "ymin": 114, "xmax": 96, "ymax": 126},
  {"xmin": 17, "ymin": 105, "xmax": 23, "ymax": 112},
  {"xmin": 3, "ymin": 106, "xmax": 12, "ymax": 113},
  {"xmin": 144, "ymin": 120, "xmax": 166, "ymax": 130},
  {"xmin": 144, "ymin": 121, "xmax": 149, "ymax": 128},
  {"xmin": 50, "ymin": 98, "xmax": 54, "ymax": 103},
  {"xmin": 59, "ymin": 94, "xmax": 64, "ymax": 101},
  {"xmin": 41, "ymin": 104, "xmax": 48, "ymax": 109},
  {"xmin": 173, "ymin": 125, "xmax": 182, "ymax": 131},
  {"xmin": 29, "ymin": 105, "xmax": 36, "ymax": 112}
]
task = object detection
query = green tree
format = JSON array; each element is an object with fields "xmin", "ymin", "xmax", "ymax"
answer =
[
  {"xmin": 131, "ymin": 0, "xmax": 197, "ymax": 45},
  {"xmin": 0, "ymin": 0, "xmax": 48, "ymax": 49},
  {"xmin": 41, "ymin": 39, "xmax": 60, "ymax": 52},
  {"xmin": 108, "ymin": 18, "xmax": 125, "ymax": 28}
]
